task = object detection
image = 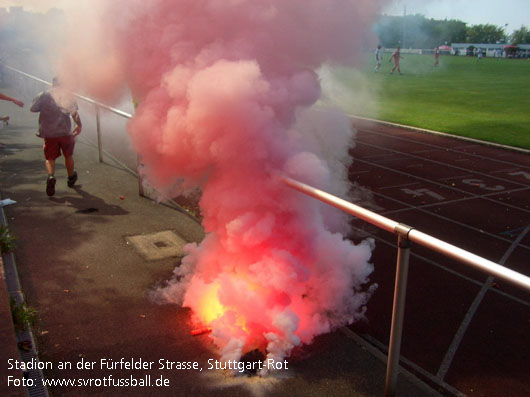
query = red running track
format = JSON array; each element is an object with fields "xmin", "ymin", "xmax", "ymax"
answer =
[{"xmin": 346, "ymin": 119, "xmax": 530, "ymax": 397}]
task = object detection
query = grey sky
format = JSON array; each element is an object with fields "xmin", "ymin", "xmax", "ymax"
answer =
[{"xmin": 384, "ymin": 0, "xmax": 529, "ymax": 33}]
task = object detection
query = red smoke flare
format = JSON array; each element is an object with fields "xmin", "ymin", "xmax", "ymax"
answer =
[{"xmin": 59, "ymin": 0, "xmax": 388, "ymax": 371}]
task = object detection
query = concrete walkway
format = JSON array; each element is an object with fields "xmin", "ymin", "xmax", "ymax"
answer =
[{"xmin": 0, "ymin": 93, "xmax": 439, "ymax": 396}]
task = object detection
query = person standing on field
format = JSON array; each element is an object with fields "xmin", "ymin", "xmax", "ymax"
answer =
[
  {"xmin": 434, "ymin": 47, "xmax": 440, "ymax": 67},
  {"xmin": 389, "ymin": 46, "xmax": 403, "ymax": 74},
  {"xmin": 30, "ymin": 77, "xmax": 82, "ymax": 197},
  {"xmin": 374, "ymin": 45, "xmax": 382, "ymax": 72}
]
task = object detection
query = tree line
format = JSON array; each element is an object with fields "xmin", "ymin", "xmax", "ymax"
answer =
[{"xmin": 375, "ymin": 14, "xmax": 530, "ymax": 48}]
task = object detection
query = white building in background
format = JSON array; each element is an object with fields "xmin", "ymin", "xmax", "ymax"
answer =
[
  {"xmin": 451, "ymin": 43, "xmax": 502, "ymax": 57},
  {"xmin": 516, "ymin": 44, "xmax": 530, "ymax": 57},
  {"xmin": 451, "ymin": 43, "xmax": 530, "ymax": 58}
]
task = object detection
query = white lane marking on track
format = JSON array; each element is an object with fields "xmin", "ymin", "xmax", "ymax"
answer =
[
  {"xmin": 354, "ymin": 157, "xmax": 530, "ymax": 215},
  {"xmin": 350, "ymin": 223, "xmax": 530, "ymax": 308},
  {"xmin": 354, "ymin": 126, "xmax": 530, "ymax": 169},
  {"xmin": 462, "ymin": 178, "xmax": 504, "ymax": 191},
  {"xmin": 401, "ymin": 188, "xmax": 445, "ymax": 201},
  {"xmin": 379, "ymin": 182, "xmax": 420, "ymax": 190},
  {"xmin": 358, "ymin": 185, "xmax": 530, "ymax": 250},
  {"xmin": 436, "ymin": 174, "xmax": 474, "ymax": 181},
  {"xmin": 436, "ymin": 224, "xmax": 530, "ymax": 381},
  {"xmin": 354, "ymin": 140, "xmax": 529, "ymax": 188},
  {"xmin": 508, "ymin": 171, "xmax": 530, "ymax": 180}
]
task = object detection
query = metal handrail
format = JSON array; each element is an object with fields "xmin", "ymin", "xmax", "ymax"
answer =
[
  {"xmin": 7, "ymin": 65, "xmax": 530, "ymax": 396},
  {"xmin": 4, "ymin": 65, "xmax": 133, "ymax": 119},
  {"xmin": 282, "ymin": 176, "xmax": 530, "ymax": 396},
  {"xmin": 282, "ymin": 177, "xmax": 530, "ymax": 290}
]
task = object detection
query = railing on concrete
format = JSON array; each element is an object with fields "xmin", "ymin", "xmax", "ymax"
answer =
[{"xmin": 5, "ymin": 65, "xmax": 530, "ymax": 396}]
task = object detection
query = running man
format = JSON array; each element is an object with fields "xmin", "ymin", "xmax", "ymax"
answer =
[{"xmin": 30, "ymin": 77, "xmax": 82, "ymax": 196}]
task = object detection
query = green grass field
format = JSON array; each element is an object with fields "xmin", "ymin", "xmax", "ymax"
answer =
[{"xmin": 323, "ymin": 54, "xmax": 530, "ymax": 150}]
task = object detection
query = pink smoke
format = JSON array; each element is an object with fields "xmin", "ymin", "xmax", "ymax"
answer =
[{"xmin": 59, "ymin": 0, "xmax": 387, "ymax": 368}]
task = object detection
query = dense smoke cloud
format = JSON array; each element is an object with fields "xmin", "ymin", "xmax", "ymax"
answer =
[{"xmin": 54, "ymin": 0, "xmax": 388, "ymax": 369}]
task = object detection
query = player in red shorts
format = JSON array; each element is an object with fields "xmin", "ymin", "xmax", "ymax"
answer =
[
  {"xmin": 389, "ymin": 47, "xmax": 403, "ymax": 75},
  {"xmin": 30, "ymin": 77, "xmax": 82, "ymax": 196}
]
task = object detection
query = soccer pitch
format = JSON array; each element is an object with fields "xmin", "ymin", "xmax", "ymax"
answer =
[{"xmin": 323, "ymin": 54, "xmax": 530, "ymax": 150}]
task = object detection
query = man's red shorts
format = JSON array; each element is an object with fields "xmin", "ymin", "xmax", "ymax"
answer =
[{"xmin": 43, "ymin": 135, "xmax": 76, "ymax": 160}]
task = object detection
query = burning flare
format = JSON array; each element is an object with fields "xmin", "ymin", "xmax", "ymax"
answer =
[{"xmin": 58, "ymin": 0, "xmax": 388, "ymax": 370}]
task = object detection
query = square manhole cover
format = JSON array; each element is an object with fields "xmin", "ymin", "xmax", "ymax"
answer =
[{"xmin": 126, "ymin": 230, "xmax": 186, "ymax": 261}]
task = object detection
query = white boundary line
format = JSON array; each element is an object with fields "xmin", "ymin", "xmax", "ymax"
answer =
[
  {"xmin": 347, "ymin": 114, "xmax": 530, "ymax": 155},
  {"xmin": 436, "ymin": 224, "xmax": 530, "ymax": 380}
]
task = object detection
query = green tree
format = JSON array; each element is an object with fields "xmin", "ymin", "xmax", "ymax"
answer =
[
  {"xmin": 421, "ymin": 18, "xmax": 467, "ymax": 47},
  {"xmin": 443, "ymin": 20, "xmax": 467, "ymax": 43},
  {"xmin": 466, "ymin": 24, "xmax": 507, "ymax": 43},
  {"xmin": 511, "ymin": 26, "xmax": 530, "ymax": 44},
  {"xmin": 375, "ymin": 14, "xmax": 467, "ymax": 49}
]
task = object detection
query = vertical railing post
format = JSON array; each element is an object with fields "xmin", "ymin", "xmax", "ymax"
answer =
[
  {"xmin": 131, "ymin": 100, "xmax": 144, "ymax": 197},
  {"xmin": 384, "ymin": 225, "xmax": 413, "ymax": 396},
  {"xmin": 95, "ymin": 104, "xmax": 103, "ymax": 163},
  {"xmin": 137, "ymin": 154, "xmax": 144, "ymax": 197}
]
